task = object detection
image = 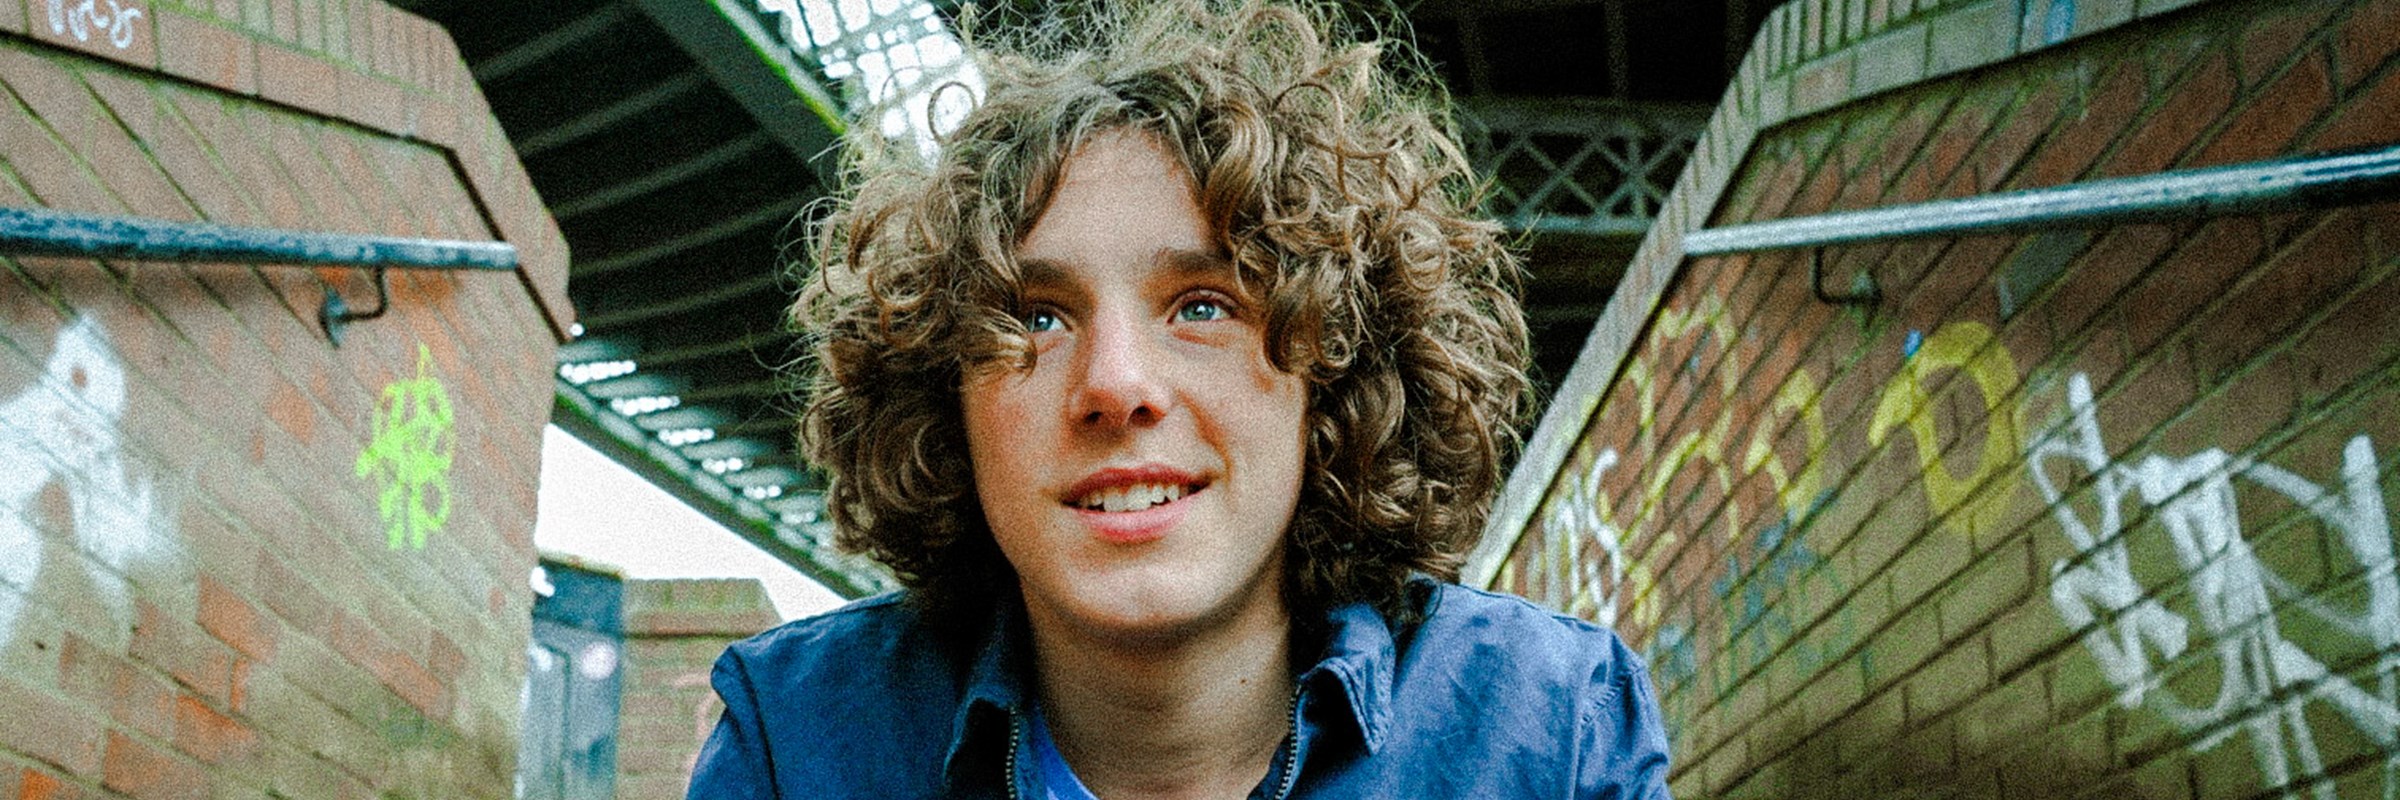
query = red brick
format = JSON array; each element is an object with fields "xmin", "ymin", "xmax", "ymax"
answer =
[
  {"xmin": 269, "ymin": 0, "xmax": 296, "ymax": 42},
  {"xmin": 194, "ymin": 575, "xmax": 274, "ymax": 661},
  {"xmin": 2231, "ymin": 1, "xmax": 2337, "ymax": 89},
  {"xmin": 80, "ymin": 74, "xmax": 251, "ymax": 227},
  {"xmin": 2334, "ymin": 0, "xmax": 2400, "ymax": 89},
  {"xmin": 1919, "ymin": 84, "xmax": 2006, "ymax": 198},
  {"xmin": 329, "ymin": 613, "xmax": 448, "ymax": 721},
  {"xmin": 297, "ymin": 0, "xmax": 320, "ymax": 50},
  {"xmin": 254, "ymin": 44, "xmax": 339, "ymax": 119},
  {"xmin": 257, "ymin": 118, "xmax": 367, "ymax": 230},
  {"xmin": 262, "ymin": 378, "xmax": 315, "ymax": 444},
  {"xmin": 2017, "ymin": 60, "xmax": 2144, "ymax": 188},
  {"xmin": 58, "ymin": 634, "xmax": 174, "ymax": 744},
  {"xmin": 1964, "ymin": 74, "xmax": 2066, "ymax": 194},
  {"xmin": 2309, "ymin": 64, "xmax": 2400, "ymax": 152},
  {"xmin": 0, "ymin": 679, "xmax": 103, "ymax": 775},
  {"xmin": 100, "ymin": 732, "xmax": 203, "ymax": 800},
  {"xmin": 2101, "ymin": 50, "xmax": 2232, "ymax": 177},
  {"xmin": 161, "ymin": 96, "xmax": 296, "ymax": 225},
  {"xmin": 0, "ymin": 65, "xmax": 121, "ymax": 215},
  {"xmin": 2199, "ymin": 53, "xmax": 2333, "ymax": 166},
  {"xmin": 1793, "ymin": 53, "xmax": 1855, "ymax": 115},
  {"xmin": 1, "ymin": 66, "xmax": 191, "ymax": 220},
  {"xmin": 2047, "ymin": 223, "xmax": 2185, "ymax": 339},
  {"xmin": 169, "ymin": 696, "xmax": 258, "ymax": 767},
  {"xmin": 426, "ymin": 630, "xmax": 465, "ymax": 681},
  {"xmin": 337, "ymin": 68, "xmax": 406, "ymax": 136},
  {"xmin": 2191, "ymin": 210, "xmax": 2369, "ymax": 383},
  {"xmin": 16, "ymin": 767, "xmax": 79, "ymax": 800},
  {"xmin": 126, "ymin": 601, "xmax": 238, "ymax": 708},
  {"xmin": 153, "ymin": 7, "xmax": 256, "ymax": 97}
]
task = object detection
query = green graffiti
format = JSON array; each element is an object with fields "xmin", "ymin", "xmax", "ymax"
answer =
[{"xmin": 357, "ymin": 344, "xmax": 455, "ymax": 550}]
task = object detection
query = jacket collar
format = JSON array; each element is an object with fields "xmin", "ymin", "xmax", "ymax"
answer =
[
  {"xmin": 1305, "ymin": 599, "xmax": 1397, "ymax": 754},
  {"xmin": 943, "ymin": 596, "xmax": 1032, "ymax": 787},
  {"xmin": 941, "ymin": 591, "xmax": 1406, "ymax": 784}
]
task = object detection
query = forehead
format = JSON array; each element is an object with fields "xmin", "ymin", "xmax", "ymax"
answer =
[{"xmin": 1013, "ymin": 130, "xmax": 1219, "ymax": 281}]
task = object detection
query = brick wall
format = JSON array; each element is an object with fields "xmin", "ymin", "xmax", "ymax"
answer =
[
  {"xmin": 614, "ymin": 578, "xmax": 779, "ymax": 800},
  {"xmin": 0, "ymin": 0, "xmax": 567, "ymax": 797},
  {"xmin": 1474, "ymin": 0, "xmax": 2399, "ymax": 797}
]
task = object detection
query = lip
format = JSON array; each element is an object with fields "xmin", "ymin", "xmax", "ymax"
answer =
[{"xmin": 1062, "ymin": 465, "xmax": 1207, "ymax": 545}]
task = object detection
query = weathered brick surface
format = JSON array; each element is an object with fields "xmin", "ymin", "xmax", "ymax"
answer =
[
  {"xmin": 1483, "ymin": 0, "xmax": 2400, "ymax": 796},
  {"xmin": 0, "ymin": 2, "xmax": 564, "ymax": 798},
  {"xmin": 614, "ymin": 578, "xmax": 781, "ymax": 800}
]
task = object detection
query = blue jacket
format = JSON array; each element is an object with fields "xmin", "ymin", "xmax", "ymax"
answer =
[{"xmin": 687, "ymin": 580, "xmax": 1673, "ymax": 799}]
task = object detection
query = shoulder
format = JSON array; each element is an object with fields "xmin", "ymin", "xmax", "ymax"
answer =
[
  {"xmin": 1404, "ymin": 582, "xmax": 1651, "ymax": 705},
  {"xmin": 1377, "ymin": 583, "xmax": 1670, "ymax": 790},
  {"xmin": 714, "ymin": 591, "xmax": 955, "ymax": 701},
  {"xmin": 696, "ymin": 592, "xmax": 976, "ymax": 799}
]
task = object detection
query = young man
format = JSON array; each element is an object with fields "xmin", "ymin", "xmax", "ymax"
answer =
[{"xmin": 687, "ymin": 2, "xmax": 1672, "ymax": 797}]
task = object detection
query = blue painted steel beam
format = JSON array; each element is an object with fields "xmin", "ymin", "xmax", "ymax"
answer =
[
  {"xmin": 1685, "ymin": 143, "xmax": 2400, "ymax": 255},
  {"xmin": 0, "ymin": 206, "xmax": 517, "ymax": 270}
]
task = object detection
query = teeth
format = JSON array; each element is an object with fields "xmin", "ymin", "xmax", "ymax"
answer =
[{"xmin": 1079, "ymin": 482, "xmax": 1188, "ymax": 512}]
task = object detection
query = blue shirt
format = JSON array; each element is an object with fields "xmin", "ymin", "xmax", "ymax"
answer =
[
  {"xmin": 687, "ymin": 580, "xmax": 1673, "ymax": 799},
  {"xmin": 1024, "ymin": 705, "xmax": 1102, "ymax": 800}
]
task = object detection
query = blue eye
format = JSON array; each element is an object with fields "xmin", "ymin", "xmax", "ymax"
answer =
[
  {"xmin": 1175, "ymin": 298, "xmax": 1229, "ymax": 322},
  {"xmin": 1024, "ymin": 308, "xmax": 1062, "ymax": 332}
]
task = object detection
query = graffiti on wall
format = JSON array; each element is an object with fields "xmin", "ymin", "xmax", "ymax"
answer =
[
  {"xmin": 0, "ymin": 315, "xmax": 181, "ymax": 647},
  {"xmin": 356, "ymin": 344, "xmax": 455, "ymax": 550},
  {"xmin": 1537, "ymin": 448, "xmax": 1638, "ymax": 628},
  {"xmin": 45, "ymin": 0, "xmax": 144, "ymax": 50},
  {"xmin": 2028, "ymin": 372, "xmax": 2400, "ymax": 800},
  {"xmin": 1868, "ymin": 322, "xmax": 2025, "ymax": 542},
  {"xmin": 1521, "ymin": 293, "xmax": 1883, "ymax": 739}
]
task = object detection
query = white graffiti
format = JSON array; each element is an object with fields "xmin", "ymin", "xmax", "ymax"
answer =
[
  {"xmin": 0, "ymin": 315, "xmax": 179, "ymax": 650},
  {"xmin": 1542, "ymin": 448, "xmax": 1628, "ymax": 628},
  {"xmin": 2028, "ymin": 373, "xmax": 2400, "ymax": 800},
  {"xmin": 46, "ymin": 0, "xmax": 143, "ymax": 50}
]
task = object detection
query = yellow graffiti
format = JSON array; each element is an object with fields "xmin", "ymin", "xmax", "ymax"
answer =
[
  {"xmin": 1621, "ymin": 295, "xmax": 1746, "ymax": 544},
  {"xmin": 356, "ymin": 345, "xmax": 456, "ymax": 550},
  {"xmin": 1867, "ymin": 322, "xmax": 2024, "ymax": 541},
  {"xmin": 1742, "ymin": 368, "xmax": 1830, "ymax": 517}
]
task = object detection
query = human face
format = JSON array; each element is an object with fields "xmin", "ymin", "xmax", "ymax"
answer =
[{"xmin": 961, "ymin": 130, "xmax": 1309, "ymax": 647}]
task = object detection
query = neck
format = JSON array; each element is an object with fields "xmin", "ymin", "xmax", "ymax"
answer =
[{"xmin": 1025, "ymin": 596, "xmax": 1297, "ymax": 800}]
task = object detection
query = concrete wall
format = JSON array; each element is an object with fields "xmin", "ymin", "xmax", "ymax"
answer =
[
  {"xmin": 1475, "ymin": 0, "xmax": 2399, "ymax": 797},
  {"xmin": 0, "ymin": 0, "xmax": 567, "ymax": 797},
  {"xmin": 614, "ymin": 578, "xmax": 780, "ymax": 800}
]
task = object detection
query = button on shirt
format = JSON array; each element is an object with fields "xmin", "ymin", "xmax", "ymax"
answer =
[{"xmin": 686, "ymin": 579, "xmax": 1673, "ymax": 799}]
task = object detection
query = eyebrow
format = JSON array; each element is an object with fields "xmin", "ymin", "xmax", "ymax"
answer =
[{"xmin": 1016, "ymin": 247, "xmax": 1237, "ymax": 291}]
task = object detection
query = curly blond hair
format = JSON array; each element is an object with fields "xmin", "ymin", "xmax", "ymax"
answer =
[{"xmin": 793, "ymin": 0, "xmax": 1529, "ymax": 625}]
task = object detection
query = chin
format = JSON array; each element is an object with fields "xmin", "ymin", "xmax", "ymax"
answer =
[{"xmin": 1057, "ymin": 576, "xmax": 1255, "ymax": 645}]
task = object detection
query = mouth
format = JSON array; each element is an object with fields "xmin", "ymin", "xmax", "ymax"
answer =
[
  {"xmin": 1061, "ymin": 466, "xmax": 1209, "ymax": 515},
  {"xmin": 1067, "ymin": 481, "xmax": 1205, "ymax": 513}
]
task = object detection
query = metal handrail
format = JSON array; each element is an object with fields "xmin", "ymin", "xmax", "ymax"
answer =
[
  {"xmin": 0, "ymin": 205, "xmax": 517, "ymax": 269},
  {"xmin": 2, "ymin": 205, "xmax": 519, "ymax": 345},
  {"xmin": 1684, "ymin": 143, "xmax": 2400, "ymax": 256}
]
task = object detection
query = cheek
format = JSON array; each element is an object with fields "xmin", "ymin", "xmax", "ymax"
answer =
[
  {"xmin": 1225, "ymin": 367, "xmax": 1311, "ymax": 477},
  {"xmin": 961, "ymin": 375, "xmax": 1039, "ymax": 494}
]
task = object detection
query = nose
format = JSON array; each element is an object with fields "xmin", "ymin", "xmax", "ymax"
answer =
[{"xmin": 1071, "ymin": 310, "xmax": 1172, "ymax": 428}]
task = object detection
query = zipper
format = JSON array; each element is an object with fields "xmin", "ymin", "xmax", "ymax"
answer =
[
  {"xmin": 1267, "ymin": 688, "xmax": 1303, "ymax": 800},
  {"xmin": 1006, "ymin": 711, "xmax": 1025, "ymax": 800}
]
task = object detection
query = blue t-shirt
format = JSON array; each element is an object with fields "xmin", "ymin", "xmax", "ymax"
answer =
[{"xmin": 1025, "ymin": 706, "xmax": 1103, "ymax": 800}]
